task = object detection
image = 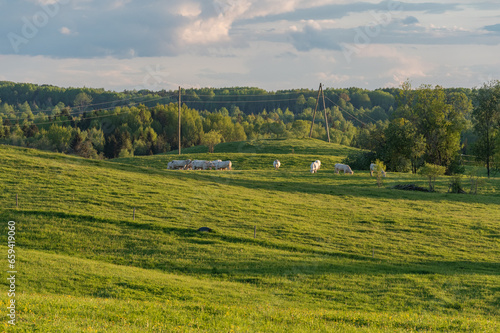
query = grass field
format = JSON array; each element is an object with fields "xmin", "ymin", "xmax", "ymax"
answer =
[{"xmin": 0, "ymin": 139, "xmax": 499, "ymax": 332}]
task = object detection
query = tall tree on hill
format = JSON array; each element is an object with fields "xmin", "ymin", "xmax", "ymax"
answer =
[
  {"xmin": 104, "ymin": 134, "xmax": 119, "ymax": 159},
  {"xmin": 395, "ymin": 82, "xmax": 467, "ymax": 171},
  {"xmin": 202, "ymin": 130, "xmax": 222, "ymax": 153},
  {"xmin": 74, "ymin": 92, "xmax": 93, "ymax": 113},
  {"xmin": 472, "ymin": 81, "xmax": 500, "ymax": 177},
  {"xmin": 385, "ymin": 118, "xmax": 426, "ymax": 173}
]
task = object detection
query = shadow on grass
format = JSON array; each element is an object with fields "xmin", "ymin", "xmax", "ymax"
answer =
[
  {"xmin": 169, "ymin": 170, "xmax": 500, "ymax": 205},
  {"xmin": 87, "ymin": 155, "xmax": 500, "ymax": 204},
  {"xmin": 9, "ymin": 209, "xmax": 500, "ymax": 278}
]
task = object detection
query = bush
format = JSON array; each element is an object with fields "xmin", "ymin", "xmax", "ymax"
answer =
[
  {"xmin": 372, "ymin": 159, "xmax": 387, "ymax": 188},
  {"xmin": 418, "ymin": 163, "xmax": 446, "ymax": 192},
  {"xmin": 448, "ymin": 175, "xmax": 466, "ymax": 194}
]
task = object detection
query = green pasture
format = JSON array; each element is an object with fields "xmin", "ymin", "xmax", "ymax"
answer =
[{"xmin": 0, "ymin": 139, "xmax": 498, "ymax": 332}]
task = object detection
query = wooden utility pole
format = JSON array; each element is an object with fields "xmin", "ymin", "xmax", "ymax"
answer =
[
  {"xmin": 308, "ymin": 83, "xmax": 330, "ymax": 142},
  {"xmin": 178, "ymin": 86, "xmax": 181, "ymax": 155},
  {"xmin": 309, "ymin": 85, "xmax": 322, "ymax": 138},
  {"xmin": 322, "ymin": 85, "xmax": 330, "ymax": 143}
]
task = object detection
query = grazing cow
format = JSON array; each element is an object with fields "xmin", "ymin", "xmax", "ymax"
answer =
[
  {"xmin": 273, "ymin": 159, "xmax": 281, "ymax": 170},
  {"xmin": 214, "ymin": 160, "xmax": 232, "ymax": 170},
  {"xmin": 167, "ymin": 159, "xmax": 191, "ymax": 170},
  {"xmin": 335, "ymin": 163, "xmax": 354, "ymax": 174},
  {"xmin": 208, "ymin": 160, "xmax": 222, "ymax": 170},
  {"xmin": 191, "ymin": 160, "xmax": 212, "ymax": 170},
  {"xmin": 370, "ymin": 163, "xmax": 386, "ymax": 177},
  {"xmin": 310, "ymin": 160, "xmax": 321, "ymax": 173}
]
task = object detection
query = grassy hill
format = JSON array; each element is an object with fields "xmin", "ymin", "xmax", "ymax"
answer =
[
  {"xmin": 1, "ymin": 140, "xmax": 499, "ymax": 332},
  {"xmin": 117, "ymin": 138, "xmax": 360, "ymax": 171},
  {"xmin": 169, "ymin": 138, "xmax": 358, "ymax": 155}
]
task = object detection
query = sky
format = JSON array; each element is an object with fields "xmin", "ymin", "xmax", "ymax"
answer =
[{"xmin": 1, "ymin": 0, "xmax": 500, "ymax": 92}]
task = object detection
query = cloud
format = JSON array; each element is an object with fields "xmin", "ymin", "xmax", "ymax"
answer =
[
  {"xmin": 59, "ymin": 26, "xmax": 72, "ymax": 35},
  {"xmin": 0, "ymin": 0, "xmax": 481, "ymax": 59},
  {"xmin": 285, "ymin": 13, "xmax": 500, "ymax": 55},
  {"xmin": 402, "ymin": 16, "xmax": 419, "ymax": 25},
  {"xmin": 180, "ymin": 0, "xmax": 251, "ymax": 45},
  {"xmin": 484, "ymin": 23, "xmax": 500, "ymax": 32},
  {"xmin": 236, "ymin": 1, "xmax": 461, "ymax": 25},
  {"xmin": 288, "ymin": 23, "xmax": 342, "ymax": 51}
]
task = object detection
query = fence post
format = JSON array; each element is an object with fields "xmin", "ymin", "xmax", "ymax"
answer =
[{"xmin": 133, "ymin": 208, "xmax": 136, "ymax": 220}]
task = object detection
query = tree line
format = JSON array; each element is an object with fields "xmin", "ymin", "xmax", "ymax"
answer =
[{"xmin": 0, "ymin": 80, "xmax": 498, "ymax": 176}]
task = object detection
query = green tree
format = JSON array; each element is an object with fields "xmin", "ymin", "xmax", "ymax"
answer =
[
  {"xmin": 418, "ymin": 163, "xmax": 446, "ymax": 192},
  {"xmin": 47, "ymin": 124, "xmax": 73, "ymax": 152},
  {"xmin": 202, "ymin": 130, "xmax": 222, "ymax": 153},
  {"xmin": 74, "ymin": 92, "xmax": 93, "ymax": 112},
  {"xmin": 385, "ymin": 118, "xmax": 426, "ymax": 173},
  {"xmin": 396, "ymin": 82, "xmax": 467, "ymax": 170},
  {"xmin": 270, "ymin": 121, "xmax": 286, "ymax": 138},
  {"xmin": 295, "ymin": 94, "xmax": 306, "ymax": 112},
  {"xmin": 472, "ymin": 81, "xmax": 500, "ymax": 177},
  {"xmin": 372, "ymin": 159, "xmax": 386, "ymax": 188},
  {"xmin": 87, "ymin": 128, "xmax": 105, "ymax": 153}
]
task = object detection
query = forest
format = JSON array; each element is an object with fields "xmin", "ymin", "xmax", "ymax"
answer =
[{"xmin": 0, "ymin": 80, "xmax": 498, "ymax": 176}]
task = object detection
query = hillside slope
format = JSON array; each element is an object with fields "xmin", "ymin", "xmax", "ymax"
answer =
[
  {"xmin": 1, "ymin": 143, "xmax": 499, "ymax": 332},
  {"xmin": 117, "ymin": 138, "xmax": 361, "ymax": 171}
]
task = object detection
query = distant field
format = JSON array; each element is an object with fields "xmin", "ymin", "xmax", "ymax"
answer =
[
  {"xmin": 116, "ymin": 138, "xmax": 361, "ymax": 171},
  {"xmin": 168, "ymin": 138, "xmax": 359, "ymax": 155},
  {"xmin": 1, "ymin": 140, "xmax": 499, "ymax": 332}
]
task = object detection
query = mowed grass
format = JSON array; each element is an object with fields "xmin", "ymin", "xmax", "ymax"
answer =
[{"xmin": 0, "ymin": 139, "xmax": 499, "ymax": 332}]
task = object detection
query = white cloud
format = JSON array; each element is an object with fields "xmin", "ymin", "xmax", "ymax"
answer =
[
  {"xmin": 176, "ymin": 3, "xmax": 201, "ymax": 17},
  {"xmin": 180, "ymin": 0, "xmax": 251, "ymax": 44},
  {"xmin": 60, "ymin": 27, "xmax": 72, "ymax": 35},
  {"xmin": 2, "ymin": 1, "xmax": 500, "ymax": 91}
]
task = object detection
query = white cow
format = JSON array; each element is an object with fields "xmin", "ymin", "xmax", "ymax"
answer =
[
  {"xmin": 191, "ymin": 160, "xmax": 212, "ymax": 170},
  {"xmin": 167, "ymin": 159, "xmax": 191, "ymax": 170},
  {"xmin": 273, "ymin": 159, "xmax": 281, "ymax": 170},
  {"xmin": 370, "ymin": 163, "xmax": 386, "ymax": 177},
  {"xmin": 335, "ymin": 163, "xmax": 354, "ymax": 174},
  {"xmin": 214, "ymin": 160, "xmax": 232, "ymax": 170},
  {"xmin": 209, "ymin": 160, "xmax": 222, "ymax": 170},
  {"xmin": 310, "ymin": 160, "xmax": 321, "ymax": 173}
]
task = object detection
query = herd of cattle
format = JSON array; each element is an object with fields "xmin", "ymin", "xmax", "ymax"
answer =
[
  {"xmin": 168, "ymin": 158, "xmax": 385, "ymax": 176},
  {"xmin": 167, "ymin": 159, "xmax": 232, "ymax": 170}
]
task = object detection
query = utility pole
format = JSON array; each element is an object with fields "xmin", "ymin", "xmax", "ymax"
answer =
[
  {"xmin": 178, "ymin": 86, "xmax": 181, "ymax": 155},
  {"xmin": 309, "ymin": 84, "xmax": 322, "ymax": 138},
  {"xmin": 309, "ymin": 83, "xmax": 330, "ymax": 143},
  {"xmin": 322, "ymin": 84, "xmax": 330, "ymax": 143}
]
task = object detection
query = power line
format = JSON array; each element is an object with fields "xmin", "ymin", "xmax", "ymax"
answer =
[
  {"xmin": 0, "ymin": 95, "xmax": 178, "ymax": 123},
  {"xmin": 183, "ymin": 98, "xmax": 299, "ymax": 104},
  {"xmin": 324, "ymin": 96, "xmax": 368, "ymax": 127},
  {"xmin": 1, "ymin": 93, "xmax": 178, "ymax": 116}
]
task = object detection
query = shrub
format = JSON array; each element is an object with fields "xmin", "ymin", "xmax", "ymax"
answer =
[
  {"xmin": 373, "ymin": 159, "xmax": 387, "ymax": 188},
  {"xmin": 448, "ymin": 175, "xmax": 466, "ymax": 194},
  {"xmin": 418, "ymin": 163, "xmax": 446, "ymax": 192}
]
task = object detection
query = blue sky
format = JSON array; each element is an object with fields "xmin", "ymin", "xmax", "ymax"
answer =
[{"xmin": 1, "ymin": 0, "xmax": 500, "ymax": 91}]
